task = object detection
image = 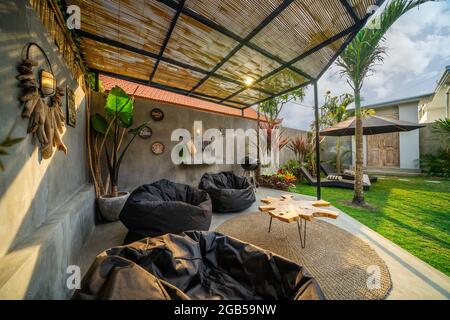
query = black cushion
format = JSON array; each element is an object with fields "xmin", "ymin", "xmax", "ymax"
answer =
[
  {"xmin": 74, "ymin": 231, "xmax": 325, "ymax": 300},
  {"xmin": 199, "ymin": 171, "xmax": 256, "ymax": 213},
  {"xmin": 119, "ymin": 179, "xmax": 212, "ymax": 244}
]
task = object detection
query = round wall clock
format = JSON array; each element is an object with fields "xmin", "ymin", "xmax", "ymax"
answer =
[
  {"xmin": 150, "ymin": 108, "xmax": 164, "ymax": 121},
  {"xmin": 138, "ymin": 126, "xmax": 153, "ymax": 139},
  {"xmin": 151, "ymin": 141, "xmax": 165, "ymax": 155}
]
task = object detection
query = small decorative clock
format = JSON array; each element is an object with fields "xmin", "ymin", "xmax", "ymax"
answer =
[
  {"xmin": 150, "ymin": 108, "xmax": 164, "ymax": 121},
  {"xmin": 151, "ymin": 141, "xmax": 165, "ymax": 155},
  {"xmin": 138, "ymin": 126, "xmax": 152, "ymax": 139}
]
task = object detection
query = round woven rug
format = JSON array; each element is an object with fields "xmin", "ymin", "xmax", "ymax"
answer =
[{"xmin": 216, "ymin": 212, "xmax": 392, "ymax": 300}]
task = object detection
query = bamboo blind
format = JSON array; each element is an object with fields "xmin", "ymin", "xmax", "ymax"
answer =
[
  {"xmin": 64, "ymin": 0, "xmax": 382, "ymax": 108},
  {"xmin": 29, "ymin": 0, "xmax": 86, "ymax": 88}
]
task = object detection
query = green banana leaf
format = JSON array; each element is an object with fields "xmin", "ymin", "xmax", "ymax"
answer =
[
  {"xmin": 105, "ymin": 86, "xmax": 134, "ymax": 128},
  {"xmin": 91, "ymin": 113, "xmax": 109, "ymax": 135}
]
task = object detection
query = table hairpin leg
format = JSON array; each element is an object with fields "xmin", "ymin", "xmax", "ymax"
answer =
[
  {"xmin": 296, "ymin": 218, "xmax": 307, "ymax": 249},
  {"xmin": 268, "ymin": 216, "xmax": 273, "ymax": 233}
]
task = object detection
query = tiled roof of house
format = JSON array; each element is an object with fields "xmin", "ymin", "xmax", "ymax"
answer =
[{"xmin": 100, "ymin": 75, "xmax": 264, "ymax": 121}]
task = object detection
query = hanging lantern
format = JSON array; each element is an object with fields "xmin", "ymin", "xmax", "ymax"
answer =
[
  {"xmin": 40, "ymin": 70, "xmax": 56, "ymax": 97},
  {"xmin": 25, "ymin": 42, "xmax": 56, "ymax": 97}
]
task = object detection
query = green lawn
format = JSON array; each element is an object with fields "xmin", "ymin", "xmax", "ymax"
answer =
[{"xmin": 290, "ymin": 175, "xmax": 450, "ymax": 276}]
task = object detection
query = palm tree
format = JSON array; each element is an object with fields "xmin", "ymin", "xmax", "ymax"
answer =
[{"xmin": 336, "ymin": 0, "xmax": 435, "ymax": 205}]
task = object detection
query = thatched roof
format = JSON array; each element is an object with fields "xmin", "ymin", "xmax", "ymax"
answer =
[{"xmin": 66, "ymin": 0, "xmax": 383, "ymax": 108}]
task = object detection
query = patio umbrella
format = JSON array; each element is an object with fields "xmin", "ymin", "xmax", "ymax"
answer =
[{"xmin": 319, "ymin": 115, "xmax": 425, "ymax": 136}]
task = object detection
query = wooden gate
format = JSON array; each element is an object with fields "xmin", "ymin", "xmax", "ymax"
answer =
[{"xmin": 367, "ymin": 132, "xmax": 400, "ymax": 167}]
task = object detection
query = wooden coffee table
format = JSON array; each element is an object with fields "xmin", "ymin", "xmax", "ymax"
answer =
[{"xmin": 259, "ymin": 194, "xmax": 338, "ymax": 248}]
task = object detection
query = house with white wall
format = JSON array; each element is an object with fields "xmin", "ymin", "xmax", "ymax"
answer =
[
  {"xmin": 352, "ymin": 94, "xmax": 431, "ymax": 172},
  {"xmin": 418, "ymin": 65, "xmax": 450, "ymax": 123},
  {"xmin": 350, "ymin": 65, "xmax": 450, "ymax": 173}
]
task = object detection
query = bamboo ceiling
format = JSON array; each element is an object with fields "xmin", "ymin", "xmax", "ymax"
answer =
[{"xmin": 66, "ymin": 0, "xmax": 384, "ymax": 109}]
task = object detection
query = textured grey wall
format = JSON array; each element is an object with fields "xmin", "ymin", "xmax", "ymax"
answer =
[
  {"xmin": 91, "ymin": 92, "xmax": 307, "ymax": 191},
  {"xmin": 0, "ymin": 0, "xmax": 94, "ymax": 298},
  {"xmin": 419, "ymin": 123, "xmax": 443, "ymax": 156}
]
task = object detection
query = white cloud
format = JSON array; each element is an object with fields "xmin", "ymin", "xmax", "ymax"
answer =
[{"xmin": 389, "ymin": 1, "xmax": 450, "ymax": 37}]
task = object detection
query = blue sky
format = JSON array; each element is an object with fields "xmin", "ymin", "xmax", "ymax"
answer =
[{"xmin": 277, "ymin": 0, "xmax": 450, "ymax": 130}]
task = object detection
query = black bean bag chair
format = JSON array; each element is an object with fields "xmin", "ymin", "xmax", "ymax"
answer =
[
  {"xmin": 119, "ymin": 179, "xmax": 212, "ymax": 244},
  {"xmin": 73, "ymin": 231, "xmax": 325, "ymax": 300},
  {"xmin": 199, "ymin": 171, "xmax": 256, "ymax": 213}
]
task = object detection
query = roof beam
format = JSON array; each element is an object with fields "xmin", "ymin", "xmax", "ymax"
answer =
[
  {"xmin": 149, "ymin": 0, "xmax": 185, "ymax": 83},
  {"xmin": 188, "ymin": 0, "xmax": 296, "ymax": 94},
  {"xmin": 241, "ymin": 1, "xmax": 385, "ymax": 109},
  {"xmin": 252, "ymin": 80, "xmax": 313, "ymax": 107},
  {"xmin": 91, "ymin": 69, "xmax": 250, "ymax": 110},
  {"xmin": 222, "ymin": 23, "xmax": 359, "ymax": 102},
  {"xmin": 156, "ymin": 0, "xmax": 313, "ymax": 80},
  {"xmin": 75, "ymin": 0, "xmax": 384, "ymax": 109},
  {"xmin": 77, "ymin": 30, "xmax": 272, "ymax": 95},
  {"xmin": 316, "ymin": 30, "xmax": 358, "ymax": 81},
  {"xmin": 339, "ymin": 0, "xmax": 360, "ymax": 23}
]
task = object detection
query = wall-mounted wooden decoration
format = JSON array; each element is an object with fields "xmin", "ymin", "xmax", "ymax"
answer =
[
  {"xmin": 17, "ymin": 43, "xmax": 68, "ymax": 160},
  {"xmin": 139, "ymin": 126, "xmax": 153, "ymax": 139},
  {"xmin": 150, "ymin": 108, "xmax": 164, "ymax": 121},
  {"xmin": 151, "ymin": 142, "xmax": 165, "ymax": 155},
  {"xmin": 66, "ymin": 86, "xmax": 76, "ymax": 127}
]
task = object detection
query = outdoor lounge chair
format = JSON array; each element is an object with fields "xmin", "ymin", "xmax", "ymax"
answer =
[
  {"xmin": 199, "ymin": 171, "xmax": 256, "ymax": 213},
  {"xmin": 320, "ymin": 163, "xmax": 378, "ymax": 183},
  {"xmin": 119, "ymin": 179, "xmax": 212, "ymax": 244},
  {"xmin": 300, "ymin": 166, "xmax": 370, "ymax": 191},
  {"xmin": 73, "ymin": 231, "xmax": 325, "ymax": 300}
]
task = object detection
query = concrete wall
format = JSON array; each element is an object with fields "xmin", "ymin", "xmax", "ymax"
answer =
[
  {"xmin": 419, "ymin": 123, "xmax": 443, "ymax": 156},
  {"xmin": 398, "ymin": 102, "xmax": 420, "ymax": 169},
  {"xmin": 0, "ymin": 0, "xmax": 95, "ymax": 299},
  {"xmin": 279, "ymin": 127, "xmax": 308, "ymax": 165},
  {"xmin": 91, "ymin": 92, "xmax": 307, "ymax": 191}
]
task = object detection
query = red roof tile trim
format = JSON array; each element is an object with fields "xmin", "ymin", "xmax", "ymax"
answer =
[{"xmin": 100, "ymin": 75, "xmax": 266, "ymax": 121}]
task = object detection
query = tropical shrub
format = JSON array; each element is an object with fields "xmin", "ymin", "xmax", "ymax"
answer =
[
  {"xmin": 280, "ymin": 159, "xmax": 301, "ymax": 177},
  {"xmin": 287, "ymin": 135, "xmax": 310, "ymax": 164},
  {"xmin": 276, "ymin": 169, "xmax": 297, "ymax": 183},
  {"xmin": 421, "ymin": 118, "xmax": 450, "ymax": 177},
  {"xmin": 420, "ymin": 149, "xmax": 450, "ymax": 177},
  {"xmin": 258, "ymin": 168, "xmax": 297, "ymax": 191}
]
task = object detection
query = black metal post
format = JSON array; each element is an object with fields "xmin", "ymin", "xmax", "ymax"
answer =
[
  {"xmin": 314, "ymin": 81, "xmax": 321, "ymax": 200},
  {"xmin": 94, "ymin": 71, "xmax": 99, "ymax": 92},
  {"xmin": 256, "ymin": 109, "xmax": 261, "ymax": 182}
]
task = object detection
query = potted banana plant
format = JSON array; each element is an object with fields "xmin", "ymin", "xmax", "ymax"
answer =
[{"xmin": 91, "ymin": 86, "xmax": 148, "ymax": 221}]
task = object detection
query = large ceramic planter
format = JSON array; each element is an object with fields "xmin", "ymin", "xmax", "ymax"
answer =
[{"xmin": 98, "ymin": 192, "xmax": 130, "ymax": 222}]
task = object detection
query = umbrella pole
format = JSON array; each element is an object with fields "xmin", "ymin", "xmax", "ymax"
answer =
[{"xmin": 314, "ymin": 81, "xmax": 321, "ymax": 200}]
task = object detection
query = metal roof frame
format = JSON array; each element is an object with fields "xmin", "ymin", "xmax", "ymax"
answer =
[{"xmin": 66, "ymin": 0, "xmax": 384, "ymax": 109}]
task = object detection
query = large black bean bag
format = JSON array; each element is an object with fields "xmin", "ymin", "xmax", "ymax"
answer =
[
  {"xmin": 74, "ymin": 231, "xmax": 325, "ymax": 300},
  {"xmin": 199, "ymin": 171, "xmax": 256, "ymax": 213},
  {"xmin": 119, "ymin": 179, "xmax": 212, "ymax": 244}
]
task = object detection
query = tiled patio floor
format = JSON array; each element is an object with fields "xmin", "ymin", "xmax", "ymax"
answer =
[{"xmin": 79, "ymin": 187, "xmax": 450, "ymax": 300}]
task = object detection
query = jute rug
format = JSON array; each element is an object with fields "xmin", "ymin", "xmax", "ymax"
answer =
[{"xmin": 216, "ymin": 212, "xmax": 392, "ymax": 300}]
